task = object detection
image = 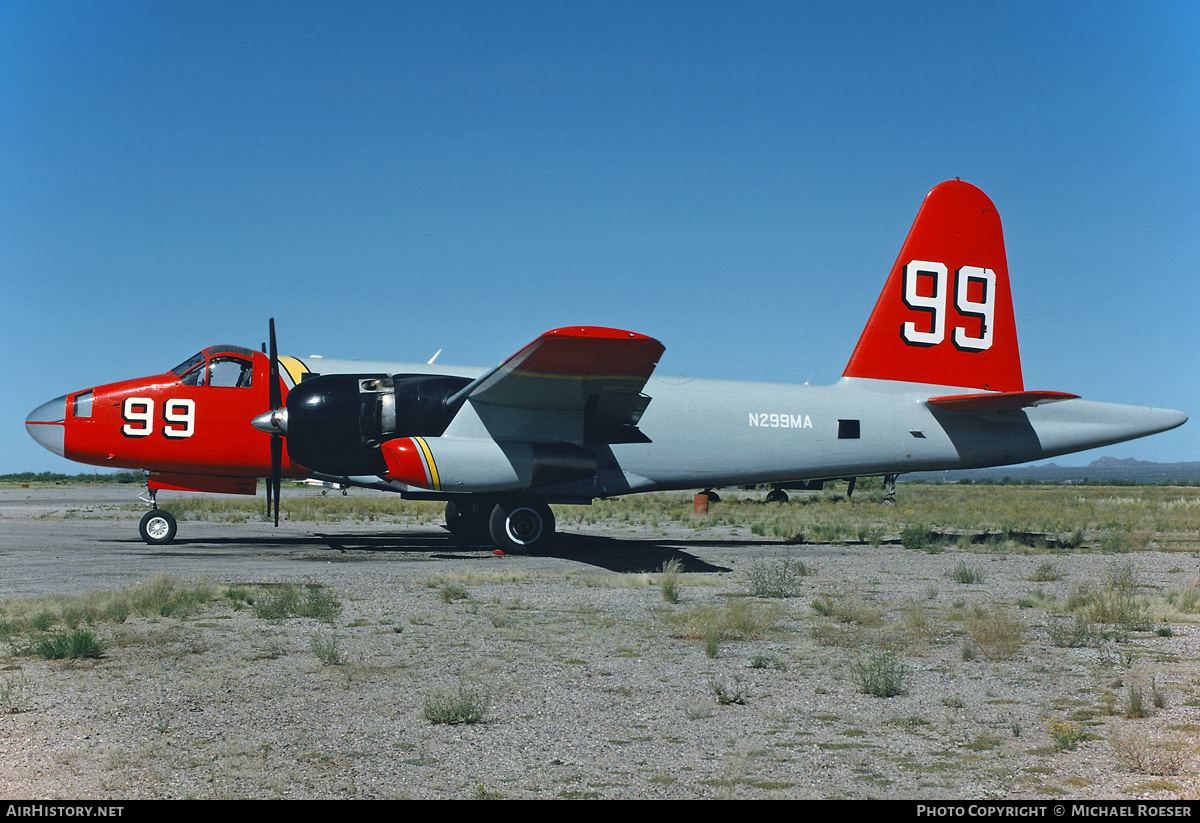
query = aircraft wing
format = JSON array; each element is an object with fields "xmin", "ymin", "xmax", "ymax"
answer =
[{"xmin": 445, "ymin": 326, "xmax": 665, "ymax": 444}]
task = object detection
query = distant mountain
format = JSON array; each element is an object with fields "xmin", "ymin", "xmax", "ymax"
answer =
[
  {"xmin": 905, "ymin": 458, "xmax": 1200, "ymax": 484},
  {"xmin": 1087, "ymin": 456, "xmax": 1162, "ymax": 469}
]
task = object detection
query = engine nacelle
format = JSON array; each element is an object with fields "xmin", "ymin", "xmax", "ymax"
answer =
[
  {"xmin": 284, "ymin": 373, "xmax": 470, "ymax": 476},
  {"xmin": 380, "ymin": 436, "xmax": 597, "ymax": 492}
]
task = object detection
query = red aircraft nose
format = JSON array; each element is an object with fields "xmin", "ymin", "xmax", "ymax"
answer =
[{"xmin": 25, "ymin": 395, "xmax": 68, "ymax": 458}]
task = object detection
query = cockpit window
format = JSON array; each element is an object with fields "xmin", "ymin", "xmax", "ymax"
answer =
[
  {"xmin": 178, "ymin": 364, "xmax": 204, "ymax": 386},
  {"xmin": 208, "ymin": 356, "xmax": 253, "ymax": 387},
  {"xmin": 206, "ymin": 344, "xmax": 255, "ymax": 359},
  {"xmin": 171, "ymin": 345, "xmax": 256, "ymax": 377},
  {"xmin": 172, "ymin": 352, "xmax": 206, "ymax": 377},
  {"xmin": 176, "ymin": 355, "xmax": 253, "ymax": 387}
]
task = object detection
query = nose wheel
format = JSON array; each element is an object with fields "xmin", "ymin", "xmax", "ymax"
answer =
[
  {"xmin": 138, "ymin": 508, "xmax": 178, "ymax": 545},
  {"xmin": 137, "ymin": 486, "xmax": 177, "ymax": 545}
]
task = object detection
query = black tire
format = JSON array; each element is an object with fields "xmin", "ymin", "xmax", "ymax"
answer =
[
  {"xmin": 444, "ymin": 499, "xmax": 491, "ymax": 544},
  {"xmin": 765, "ymin": 488, "xmax": 789, "ymax": 504},
  {"xmin": 139, "ymin": 509, "xmax": 177, "ymax": 545},
  {"xmin": 488, "ymin": 498, "xmax": 554, "ymax": 554}
]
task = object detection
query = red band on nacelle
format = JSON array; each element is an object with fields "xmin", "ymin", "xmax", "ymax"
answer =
[{"xmin": 380, "ymin": 438, "xmax": 435, "ymax": 489}]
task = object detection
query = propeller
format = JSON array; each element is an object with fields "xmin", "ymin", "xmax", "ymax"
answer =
[{"xmin": 267, "ymin": 319, "xmax": 283, "ymax": 526}]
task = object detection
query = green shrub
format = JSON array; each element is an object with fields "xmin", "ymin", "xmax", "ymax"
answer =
[
  {"xmin": 252, "ymin": 584, "xmax": 342, "ymax": 623},
  {"xmin": 310, "ymin": 631, "xmax": 345, "ymax": 666},
  {"xmin": 1087, "ymin": 562, "xmax": 1151, "ymax": 637},
  {"xmin": 901, "ymin": 525, "xmax": 943, "ymax": 553},
  {"xmin": 1030, "ymin": 562, "xmax": 1064, "ymax": 582},
  {"xmin": 745, "ymin": 555, "xmax": 810, "ymax": 598},
  {"xmin": 1047, "ymin": 613, "xmax": 1100, "ymax": 648},
  {"xmin": 710, "ymin": 678, "xmax": 748, "ymax": 705},
  {"xmin": 439, "ymin": 583, "xmax": 470, "ymax": 603},
  {"xmin": 423, "ymin": 683, "xmax": 490, "ymax": 725},
  {"xmin": 1049, "ymin": 720, "xmax": 1085, "ymax": 751},
  {"xmin": 946, "ymin": 560, "xmax": 984, "ymax": 584},
  {"xmin": 252, "ymin": 586, "xmax": 301, "ymax": 620},
  {"xmin": 0, "ymin": 673, "xmax": 32, "ymax": 714},
  {"xmin": 851, "ymin": 652, "xmax": 907, "ymax": 697},
  {"xmin": 660, "ymin": 558, "xmax": 683, "ymax": 604},
  {"xmin": 35, "ymin": 629, "xmax": 103, "ymax": 660}
]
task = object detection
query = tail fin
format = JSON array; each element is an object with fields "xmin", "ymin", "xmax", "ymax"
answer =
[{"xmin": 842, "ymin": 180, "xmax": 1024, "ymax": 392}]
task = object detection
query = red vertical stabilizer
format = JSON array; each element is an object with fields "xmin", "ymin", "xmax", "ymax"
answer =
[{"xmin": 843, "ymin": 180, "xmax": 1024, "ymax": 393}]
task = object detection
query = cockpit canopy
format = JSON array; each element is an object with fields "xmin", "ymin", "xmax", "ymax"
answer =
[{"xmin": 171, "ymin": 345, "xmax": 257, "ymax": 388}]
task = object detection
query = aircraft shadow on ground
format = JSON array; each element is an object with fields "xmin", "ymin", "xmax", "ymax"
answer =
[{"xmin": 138, "ymin": 530, "xmax": 735, "ymax": 574}]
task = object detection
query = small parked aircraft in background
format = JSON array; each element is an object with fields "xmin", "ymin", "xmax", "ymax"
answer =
[{"xmin": 26, "ymin": 180, "xmax": 1186, "ymax": 552}]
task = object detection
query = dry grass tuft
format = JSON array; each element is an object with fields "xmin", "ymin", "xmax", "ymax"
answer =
[
  {"xmin": 962, "ymin": 607, "xmax": 1025, "ymax": 659},
  {"xmin": 1108, "ymin": 727, "xmax": 1191, "ymax": 775}
]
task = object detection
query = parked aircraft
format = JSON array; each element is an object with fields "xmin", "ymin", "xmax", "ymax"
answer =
[{"xmin": 25, "ymin": 180, "xmax": 1186, "ymax": 552}]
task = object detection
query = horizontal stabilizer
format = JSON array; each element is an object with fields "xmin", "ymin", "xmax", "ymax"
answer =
[{"xmin": 927, "ymin": 391, "xmax": 1080, "ymax": 413}]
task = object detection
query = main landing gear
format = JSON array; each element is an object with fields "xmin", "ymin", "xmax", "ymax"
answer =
[
  {"xmin": 764, "ymin": 474, "xmax": 899, "ymax": 504},
  {"xmin": 765, "ymin": 487, "xmax": 789, "ymax": 503},
  {"xmin": 445, "ymin": 496, "xmax": 556, "ymax": 554},
  {"xmin": 137, "ymin": 488, "xmax": 177, "ymax": 545}
]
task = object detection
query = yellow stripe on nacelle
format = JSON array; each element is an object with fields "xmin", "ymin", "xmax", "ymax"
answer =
[{"xmin": 413, "ymin": 437, "xmax": 441, "ymax": 491}]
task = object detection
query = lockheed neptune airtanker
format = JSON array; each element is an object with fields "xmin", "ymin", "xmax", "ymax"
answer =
[{"xmin": 25, "ymin": 180, "xmax": 1187, "ymax": 552}]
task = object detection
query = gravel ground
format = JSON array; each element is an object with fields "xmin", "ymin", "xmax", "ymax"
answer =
[{"xmin": 2, "ymin": 488, "xmax": 1199, "ymax": 800}]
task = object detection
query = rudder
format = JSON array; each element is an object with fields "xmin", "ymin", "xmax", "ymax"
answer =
[{"xmin": 842, "ymin": 180, "xmax": 1023, "ymax": 392}]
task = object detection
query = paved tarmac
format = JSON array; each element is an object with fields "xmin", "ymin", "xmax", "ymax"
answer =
[
  {"xmin": 0, "ymin": 484, "xmax": 476, "ymax": 599},
  {"xmin": 0, "ymin": 484, "xmax": 734, "ymax": 600}
]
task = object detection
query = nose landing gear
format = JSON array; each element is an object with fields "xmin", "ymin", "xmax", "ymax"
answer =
[{"xmin": 137, "ymin": 487, "xmax": 178, "ymax": 545}]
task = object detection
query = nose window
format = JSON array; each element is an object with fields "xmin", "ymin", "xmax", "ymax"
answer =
[{"xmin": 73, "ymin": 391, "xmax": 93, "ymax": 418}]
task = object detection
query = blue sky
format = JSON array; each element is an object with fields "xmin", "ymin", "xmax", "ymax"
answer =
[{"xmin": 3, "ymin": 0, "xmax": 1196, "ymax": 474}]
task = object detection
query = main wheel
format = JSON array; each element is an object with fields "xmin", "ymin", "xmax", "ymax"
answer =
[
  {"xmin": 488, "ymin": 498, "xmax": 554, "ymax": 554},
  {"xmin": 138, "ymin": 509, "xmax": 177, "ymax": 545},
  {"xmin": 444, "ymin": 499, "xmax": 490, "ymax": 544}
]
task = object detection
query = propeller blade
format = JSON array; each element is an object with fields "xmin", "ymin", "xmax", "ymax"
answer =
[
  {"xmin": 267, "ymin": 318, "xmax": 282, "ymax": 527},
  {"xmin": 268, "ymin": 318, "xmax": 281, "ymax": 412},
  {"xmin": 271, "ymin": 434, "xmax": 282, "ymax": 527}
]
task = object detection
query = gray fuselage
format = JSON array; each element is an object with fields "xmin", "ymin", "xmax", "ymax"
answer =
[{"xmin": 296, "ymin": 357, "xmax": 1187, "ymax": 499}]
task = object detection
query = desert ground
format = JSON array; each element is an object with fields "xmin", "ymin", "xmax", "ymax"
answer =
[{"xmin": 1, "ymin": 482, "xmax": 1199, "ymax": 800}]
